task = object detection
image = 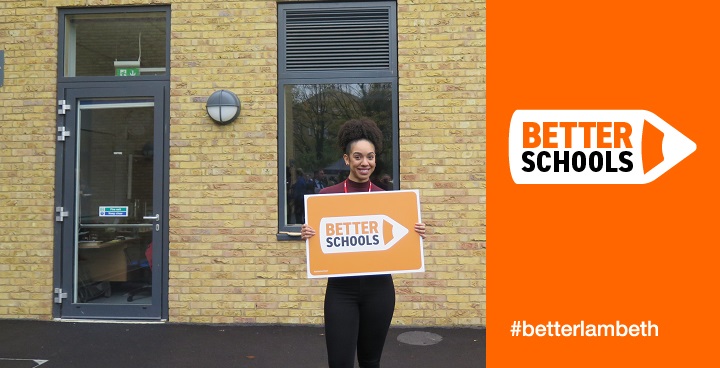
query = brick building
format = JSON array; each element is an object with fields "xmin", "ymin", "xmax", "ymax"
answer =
[{"xmin": 0, "ymin": 0, "xmax": 485, "ymax": 327}]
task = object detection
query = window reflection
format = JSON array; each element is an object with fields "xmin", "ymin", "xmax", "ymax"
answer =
[{"xmin": 284, "ymin": 83, "xmax": 394, "ymax": 226}]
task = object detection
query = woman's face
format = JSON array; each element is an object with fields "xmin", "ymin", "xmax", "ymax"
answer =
[{"xmin": 344, "ymin": 139, "xmax": 376, "ymax": 183}]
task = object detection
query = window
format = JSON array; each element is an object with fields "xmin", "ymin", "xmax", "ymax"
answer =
[
  {"xmin": 61, "ymin": 7, "xmax": 169, "ymax": 78},
  {"xmin": 278, "ymin": 1, "xmax": 399, "ymax": 236}
]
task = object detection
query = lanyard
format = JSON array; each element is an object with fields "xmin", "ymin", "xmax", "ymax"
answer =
[{"xmin": 344, "ymin": 179, "xmax": 372, "ymax": 193}]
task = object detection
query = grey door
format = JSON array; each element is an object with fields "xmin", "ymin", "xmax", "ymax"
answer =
[{"xmin": 55, "ymin": 84, "xmax": 166, "ymax": 319}]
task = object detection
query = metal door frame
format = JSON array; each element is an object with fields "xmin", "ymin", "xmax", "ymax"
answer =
[{"xmin": 53, "ymin": 81, "xmax": 169, "ymax": 320}]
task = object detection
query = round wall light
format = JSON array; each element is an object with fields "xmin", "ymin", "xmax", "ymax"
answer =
[{"xmin": 206, "ymin": 90, "xmax": 241, "ymax": 125}]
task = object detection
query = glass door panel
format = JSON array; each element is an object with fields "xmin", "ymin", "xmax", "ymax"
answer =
[{"xmin": 75, "ymin": 99, "xmax": 155, "ymax": 305}]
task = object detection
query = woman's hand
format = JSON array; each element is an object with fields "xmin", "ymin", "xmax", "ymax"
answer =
[
  {"xmin": 301, "ymin": 224, "xmax": 316, "ymax": 240},
  {"xmin": 414, "ymin": 223, "xmax": 427, "ymax": 239}
]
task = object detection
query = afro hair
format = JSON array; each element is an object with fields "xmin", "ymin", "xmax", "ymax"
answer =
[{"xmin": 337, "ymin": 118, "xmax": 384, "ymax": 155}]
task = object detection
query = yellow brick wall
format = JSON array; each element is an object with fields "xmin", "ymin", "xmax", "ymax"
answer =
[
  {"xmin": 0, "ymin": 0, "xmax": 58, "ymax": 318},
  {"xmin": 0, "ymin": 0, "xmax": 485, "ymax": 327},
  {"xmin": 395, "ymin": 0, "xmax": 485, "ymax": 326}
]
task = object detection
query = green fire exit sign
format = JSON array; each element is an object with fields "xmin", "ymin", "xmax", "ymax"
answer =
[
  {"xmin": 114, "ymin": 60, "xmax": 140, "ymax": 77},
  {"xmin": 115, "ymin": 68, "xmax": 140, "ymax": 77}
]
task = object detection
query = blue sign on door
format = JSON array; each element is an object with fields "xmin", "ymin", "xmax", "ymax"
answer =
[{"xmin": 99, "ymin": 206, "xmax": 129, "ymax": 217}]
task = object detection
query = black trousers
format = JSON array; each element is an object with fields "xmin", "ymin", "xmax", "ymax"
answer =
[{"xmin": 324, "ymin": 275, "xmax": 395, "ymax": 368}]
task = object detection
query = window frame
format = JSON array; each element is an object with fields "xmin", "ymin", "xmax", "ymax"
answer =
[{"xmin": 277, "ymin": 1, "xmax": 399, "ymax": 239}]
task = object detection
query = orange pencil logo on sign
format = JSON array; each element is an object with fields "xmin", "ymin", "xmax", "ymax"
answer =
[
  {"xmin": 305, "ymin": 190, "xmax": 424, "ymax": 278},
  {"xmin": 509, "ymin": 110, "xmax": 697, "ymax": 184},
  {"xmin": 320, "ymin": 215, "xmax": 409, "ymax": 254}
]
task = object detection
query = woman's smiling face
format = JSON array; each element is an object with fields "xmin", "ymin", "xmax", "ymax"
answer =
[{"xmin": 344, "ymin": 139, "xmax": 376, "ymax": 183}]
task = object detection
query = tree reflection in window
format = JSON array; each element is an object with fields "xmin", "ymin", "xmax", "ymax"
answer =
[{"xmin": 284, "ymin": 83, "xmax": 394, "ymax": 224}]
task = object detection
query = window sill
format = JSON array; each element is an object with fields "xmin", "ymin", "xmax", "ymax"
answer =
[{"xmin": 276, "ymin": 232, "xmax": 302, "ymax": 241}]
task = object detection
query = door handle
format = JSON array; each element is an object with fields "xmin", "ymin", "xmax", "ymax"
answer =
[{"xmin": 143, "ymin": 214, "xmax": 160, "ymax": 221}]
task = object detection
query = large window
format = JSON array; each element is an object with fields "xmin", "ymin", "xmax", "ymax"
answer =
[{"xmin": 278, "ymin": 1, "xmax": 399, "ymax": 236}]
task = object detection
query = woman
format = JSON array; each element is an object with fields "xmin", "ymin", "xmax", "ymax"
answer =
[{"xmin": 301, "ymin": 118, "xmax": 427, "ymax": 368}]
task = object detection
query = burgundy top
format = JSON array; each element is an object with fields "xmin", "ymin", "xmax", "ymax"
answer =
[{"xmin": 319, "ymin": 179, "xmax": 384, "ymax": 194}]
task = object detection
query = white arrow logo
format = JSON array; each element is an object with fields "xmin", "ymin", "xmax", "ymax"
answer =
[
  {"xmin": 319, "ymin": 215, "xmax": 409, "ymax": 254},
  {"xmin": 509, "ymin": 110, "xmax": 696, "ymax": 184}
]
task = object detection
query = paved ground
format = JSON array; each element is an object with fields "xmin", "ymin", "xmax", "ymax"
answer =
[{"xmin": 0, "ymin": 319, "xmax": 485, "ymax": 368}]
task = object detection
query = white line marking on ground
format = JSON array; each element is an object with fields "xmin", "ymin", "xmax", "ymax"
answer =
[{"xmin": 0, "ymin": 358, "xmax": 49, "ymax": 367}]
